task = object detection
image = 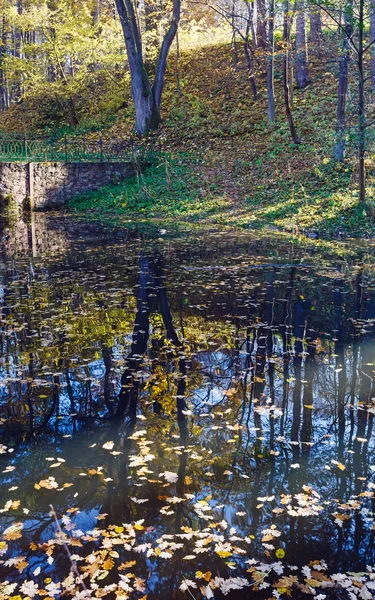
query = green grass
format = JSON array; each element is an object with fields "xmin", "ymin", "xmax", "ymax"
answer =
[
  {"xmin": 241, "ymin": 160, "xmax": 375, "ymax": 237},
  {"xmin": 69, "ymin": 154, "xmax": 232, "ymax": 221},
  {"xmin": 69, "ymin": 152, "xmax": 375, "ymax": 239}
]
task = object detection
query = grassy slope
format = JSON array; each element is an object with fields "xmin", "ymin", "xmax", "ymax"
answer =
[{"xmin": 4, "ymin": 39, "xmax": 375, "ymax": 237}]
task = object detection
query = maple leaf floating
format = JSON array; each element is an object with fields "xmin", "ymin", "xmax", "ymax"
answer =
[
  {"xmin": 20, "ymin": 581, "xmax": 39, "ymax": 598},
  {"xmin": 102, "ymin": 441, "xmax": 115, "ymax": 450},
  {"xmin": 160, "ymin": 471, "xmax": 179, "ymax": 483},
  {"xmin": 2, "ymin": 522, "xmax": 23, "ymax": 540}
]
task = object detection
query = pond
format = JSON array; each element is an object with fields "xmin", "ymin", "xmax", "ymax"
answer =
[{"xmin": 1, "ymin": 213, "xmax": 375, "ymax": 600}]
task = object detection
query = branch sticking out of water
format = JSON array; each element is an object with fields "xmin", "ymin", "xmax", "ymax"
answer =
[{"xmin": 49, "ymin": 504, "xmax": 89, "ymax": 594}]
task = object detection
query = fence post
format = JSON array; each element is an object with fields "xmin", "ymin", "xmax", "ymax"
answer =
[
  {"xmin": 24, "ymin": 134, "xmax": 28, "ymax": 162},
  {"xmin": 64, "ymin": 135, "xmax": 68, "ymax": 163},
  {"xmin": 99, "ymin": 134, "xmax": 103, "ymax": 162}
]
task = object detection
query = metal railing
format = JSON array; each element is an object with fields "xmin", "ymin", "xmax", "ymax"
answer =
[{"xmin": 0, "ymin": 133, "xmax": 162, "ymax": 163}]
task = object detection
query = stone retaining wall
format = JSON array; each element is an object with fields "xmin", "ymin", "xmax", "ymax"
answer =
[{"xmin": 0, "ymin": 161, "xmax": 136, "ymax": 210}]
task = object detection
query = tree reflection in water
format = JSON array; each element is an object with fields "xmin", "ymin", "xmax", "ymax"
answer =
[{"xmin": 1, "ymin": 214, "xmax": 375, "ymax": 598}]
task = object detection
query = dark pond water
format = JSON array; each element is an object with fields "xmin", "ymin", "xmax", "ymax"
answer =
[{"xmin": 1, "ymin": 213, "xmax": 375, "ymax": 600}]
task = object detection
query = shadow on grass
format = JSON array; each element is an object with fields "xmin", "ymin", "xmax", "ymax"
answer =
[
  {"xmin": 69, "ymin": 156, "xmax": 375, "ymax": 239},
  {"xmin": 243, "ymin": 160, "xmax": 375, "ymax": 237}
]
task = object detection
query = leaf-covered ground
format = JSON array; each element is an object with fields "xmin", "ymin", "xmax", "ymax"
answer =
[{"xmin": 2, "ymin": 39, "xmax": 375, "ymax": 238}]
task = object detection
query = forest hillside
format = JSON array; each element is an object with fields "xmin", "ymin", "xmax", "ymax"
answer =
[
  {"xmin": 0, "ymin": 3, "xmax": 374, "ymax": 237},
  {"xmin": 71, "ymin": 41, "xmax": 375, "ymax": 238}
]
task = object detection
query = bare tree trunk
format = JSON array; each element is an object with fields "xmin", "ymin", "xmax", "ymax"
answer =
[
  {"xmin": 232, "ymin": 29, "xmax": 239, "ymax": 65},
  {"xmin": 2, "ymin": 16, "xmax": 11, "ymax": 108},
  {"xmin": 371, "ymin": 0, "xmax": 375, "ymax": 89},
  {"xmin": 14, "ymin": 0, "xmax": 23, "ymax": 59},
  {"xmin": 334, "ymin": 0, "xmax": 352, "ymax": 161},
  {"xmin": 114, "ymin": 0, "xmax": 159, "ymax": 134},
  {"xmin": 244, "ymin": 40, "xmax": 257, "ymax": 99},
  {"xmin": 289, "ymin": 51, "xmax": 294, "ymax": 107},
  {"xmin": 358, "ymin": 0, "xmax": 366, "ymax": 206},
  {"xmin": 283, "ymin": 0, "xmax": 300, "ymax": 144},
  {"xmin": 295, "ymin": 0, "xmax": 309, "ymax": 88},
  {"xmin": 0, "ymin": 17, "xmax": 8, "ymax": 110},
  {"xmin": 114, "ymin": 0, "xmax": 180, "ymax": 135},
  {"xmin": 243, "ymin": 0, "xmax": 257, "ymax": 97},
  {"xmin": 256, "ymin": 0, "xmax": 267, "ymax": 49},
  {"xmin": 309, "ymin": 6, "xmax": 322, "ymax": 48},
  {"xmin": 250, "ymin": 3, "xmax": 257, "ymax": 50},
  {"xmin": 267, "ymin": 0, "xmax": 276, "ymax": 122},
  {"xmin": 153, "ymin": 0, "xmax": 181, "ymax": 109},
  {"xmin": 231, "ymin": 0, "xmax": 239, "ymax": 63}
]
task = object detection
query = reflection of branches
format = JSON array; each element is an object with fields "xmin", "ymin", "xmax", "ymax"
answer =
[{"xmin": 49, "ymin": 504, "xmax": 88, "ymax": 592}]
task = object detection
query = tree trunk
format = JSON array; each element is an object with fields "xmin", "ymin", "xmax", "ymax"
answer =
[
  {"xmin": 244, "ymin": 41, "xmax": 257, "ymax": 99},
  {"xmin": 153, "ymin": 0, "xmax": 181, "ymax": 110},
  {"xmin": 114, "ymin": 0, "xmax": 179, "ymax": 135},
  {"xmin": 309, "ymin": 6, "xmax": 322, "ymax": 47},
  {"xmin": 256, "ymin": 0, "xmax": 267, "ymax": 49},
  {"xmin": 371, "ymin": 0, "xmax": 375, "ymax": 90},
  {"xmin": 0, "ymin": 17, "xmax": 9, "ymax": 110},
  {"xmin": 14, "ymin": 0, "xmax": 23, "ymax": 60},
  {"xmin": 267, "ymin": 0, "xmax": 276, "ymax": 122},
  {"xmin": 358, "ymin": 0, "xmax": 366, "ymax": 206},
  {"xmin": 283, "ymin": 0, "xmax": 300, "ymax": 144},
  {"xmin": 295, "ymin": 0, "xmax": 309, "ymax": 89},
  {"xmin": 133, "ymin": 72, "xmax": 160, "ymax": 135},
  {"xmin": 2, "ymin": 17, "xmax": 11, "ymax": 109},
  {"xmin": 334, "ymin": 0, "xmax": 352, "ymax": 161},
  {"xmin": 114, "ymin": 0, "xmax": 160, "ymax": 135}
]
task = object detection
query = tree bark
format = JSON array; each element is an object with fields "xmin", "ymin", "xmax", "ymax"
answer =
[
  {"xmin": 309, "ymin": 6, "xmax": 322, "ymax": 47},
  {"xmin": 358, "ymin": 0, "xmax": 366, "ymax": 206},
  {"xmin": 371, "ymin": 0, "xmax": 375, "ymax": 90},
  {"xmin": 0, "ymin": 17, "xmax": 9, "ymax": 110},
  {"xmin": 153, "ymin": 0, "xmax": 181, "ymax": 110},
  {"xmin": 114, "ymin": 0, "xmax": 159, "ymax": 134},
  {"xmin": 295, "ymin": 0, "xmax": 309, "ymax": 89},
  {"xmin": 283, "ymin": 0, "xmax": 300, "ymax": 144},
  {"xmin": 256, "ymin": 0, "xmax": 267, "ymax": 49},
  {"xmin": 267, "ymin": 0, "xmax": 275, "ymax": 122},
  {"xmin": 244, "ymin": 40, "xmax": 257, "ymax": 99},
  {"xmin": 114, "ymin": 0, "xmax": 180, "ymax": 135},
  {"xmin": 334, "ymin": 0, "xmax": 352, "ymax": 162},
  {"xmin": 1, "ymin": 16, "xmax": 11, "ymax": 109}
]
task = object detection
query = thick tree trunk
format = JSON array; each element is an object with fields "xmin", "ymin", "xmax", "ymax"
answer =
[
  {"xmin": 114, "ymin": 0, "xmax": 179, "ymax": 135},
  {"xmin": 309, "ymin": 6, "xmax": 322, "ymax": 47},
  {"xmin": 114, "ymin": 0, "xmax": 159, "ymax": 134},
  {"xmin": 295, "ymin": 0, "xmax": 309, "ymax": 89},
  {"xmin": 133, "ymin": 78, "xmax": 160, "ymax": 135},
  {"xmin": 334, "ymin": 0, "xmax": 352, "ymax": 162},
  {"xmin": 267, "ymin": 0, "xmax": 276, "ymax": 122},
  {"xmin": 256, "ymin": 0, "xmax": 267, "ymax": 49},
  {"xmin": 283, "ymin": 1, "xmax": 300, "ymax": 144}
]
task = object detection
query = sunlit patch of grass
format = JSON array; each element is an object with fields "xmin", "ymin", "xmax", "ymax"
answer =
[{"xmin": 70, "ymin": 154, "xmax": 234, "ymax": 222}]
